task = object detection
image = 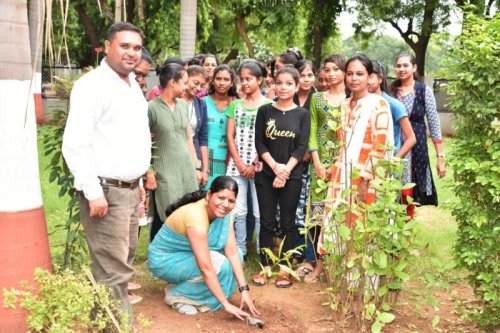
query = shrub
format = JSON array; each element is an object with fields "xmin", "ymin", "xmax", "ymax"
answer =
[{"xmin": 445, "ymin": 11, "xmax": 500, "ymax": 329}]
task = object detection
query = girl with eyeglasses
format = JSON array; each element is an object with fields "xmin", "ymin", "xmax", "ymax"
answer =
[{"xmin": 181, "ymin": 65, "xmax": 210, "ymax": 188}]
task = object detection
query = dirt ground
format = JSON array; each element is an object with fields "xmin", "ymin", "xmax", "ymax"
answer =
[{"xmin": 132, "ymin": 270, "xmax": 479, "ymax": 333}]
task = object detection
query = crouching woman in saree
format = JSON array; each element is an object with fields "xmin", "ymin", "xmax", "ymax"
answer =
[{"xmin": 148, "ymin": 176, "xmax": 259, "ymax": 319}]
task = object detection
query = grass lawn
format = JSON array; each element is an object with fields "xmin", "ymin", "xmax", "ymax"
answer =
[{"xmin": 38, "ymin": 130, "xmax": 461, "ymax": 282}]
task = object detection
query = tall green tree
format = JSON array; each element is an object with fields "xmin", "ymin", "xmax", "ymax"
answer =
[
  {"xmin": 303, "ymin": 0, "xmax": 343, "ymax": 69},
  {"xmin": 352, "ymin": 0, "xmax": 453, "ymax": 77}
]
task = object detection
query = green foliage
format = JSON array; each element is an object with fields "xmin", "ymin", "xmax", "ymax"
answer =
[
  {"xmin": 42, "ymin": 72, "xmax": 89, "ymax": 271},
  {"xmin": 321, "ymin": 158, "xmax": 420, "ymax": 332},
  {"xmin": 3, "ymin": 268, "xmax": 129, "ymax": 333},
  {"xmin": 445, "ymin": 11, "xmax": 500, "ymax": 329}
]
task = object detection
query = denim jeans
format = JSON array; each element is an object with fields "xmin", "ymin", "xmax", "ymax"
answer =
[{"xmin": 232, "ymin": 176, "xmax": 260, "ymax": 256}]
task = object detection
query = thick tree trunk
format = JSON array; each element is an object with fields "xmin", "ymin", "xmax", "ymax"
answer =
[
  {"xmin": 179, "ymin": 0, "xmax": 198, "ymax": 60},
  {"xmin": 0, "ymin": 0, "xmax": 51, "ymax": 331},
  {"xmin": 413, "ymin": 37, "xmax": 429, "ymax": 79},
  {"xmin": 223, "ymin": 48, "xmax": 239, "ymax": 64},
  {"xmin": 115, "ymin": 0, "xmax": 122, "ymax": 22},
  {"xmin": 312, "ymin": 25, "xmax": 324, "ymax": 70},
  {"xmin": 236, "ymin": 14, "xmax": 254, "ymax": 58},
  {"xmin": 137, "ymin": 0, "xmax": 145, "ymax": 20},
  {"xmin": 74, "ymin": 4, "xmax": 100, "ymax": 65}
]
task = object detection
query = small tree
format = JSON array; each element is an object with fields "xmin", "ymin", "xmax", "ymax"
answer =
[{"xmin": 446, "ymin": 11, "xmax": 500, "ymax": 330}]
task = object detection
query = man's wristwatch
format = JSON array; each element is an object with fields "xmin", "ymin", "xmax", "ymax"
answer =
[{"xmin": 239, "ymin": 285, "xmax": 250, "ymax": 293}]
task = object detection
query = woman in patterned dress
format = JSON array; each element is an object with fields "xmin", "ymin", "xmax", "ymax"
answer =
[
  {"xmin": 203, "ymin": 65, "xmax": 238, "ymax": 189},
  {"xmin": 149, "ymin": 176, "xmax": 259, "ymax": 318},
  {"xmin": 390, "ymin": 54, "xmax": 446, "ymax": 217},
  {"xmin": 298, "ymin": 55, "xmax": 346, "ymax": 283},
  {"xmin": 145, "ymin": 63, "xmax": 201, "ymax": 242}
]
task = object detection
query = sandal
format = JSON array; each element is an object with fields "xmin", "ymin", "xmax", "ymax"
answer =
[
  {"xmin": 295, "ymin": 265, "xmax": 313, "ymax": 277},
  {"xmin": 275, "ymin": 273, "xmax": 293, "ymax": 288},
  {"xmin": 304, "ymin": 271, "xmax": 320, "ymax": 284},
  {"xmin": 251, "ymin": 271, "xmax": 268, "ymax": 286}
]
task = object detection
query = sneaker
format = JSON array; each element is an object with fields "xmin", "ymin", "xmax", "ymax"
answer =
[
  {"xmin": 172, "ymin": 302, "xmax": 198, "ymax": 315},
  {"xmin": 128, "ymin": 282, "xmax": 141, "ymax": 291},
  {"xmin": 128, "ymin": 294, "xmax": 143, "ymax": 305}
]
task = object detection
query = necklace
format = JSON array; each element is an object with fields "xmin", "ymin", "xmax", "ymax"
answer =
[{"xmin": 274, "ymin": 102, "xmax": 296, "ymax": 114}]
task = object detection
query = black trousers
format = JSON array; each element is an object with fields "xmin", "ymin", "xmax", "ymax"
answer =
[{"xmin": 255, "ymin": 174, "xmax": 303, "ymax": 266}]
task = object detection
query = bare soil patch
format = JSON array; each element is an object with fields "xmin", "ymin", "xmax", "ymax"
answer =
[{"xmin": 133, "ymin": 268, "xmax": 478, "ymax": 333}]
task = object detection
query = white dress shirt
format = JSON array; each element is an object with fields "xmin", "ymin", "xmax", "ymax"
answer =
[{"xmin": 62, "ymin": 59, "xmax": 151, "ymax": 200}]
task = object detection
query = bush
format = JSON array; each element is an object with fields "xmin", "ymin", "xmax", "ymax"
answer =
[{"xmin": 445, "ymin": 12, "xmax": 500, "ymax": 329}]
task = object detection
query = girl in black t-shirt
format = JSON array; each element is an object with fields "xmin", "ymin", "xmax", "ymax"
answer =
[{"xmin": 252, "ymin": 67, "xmax": 311, "ymax": 288}]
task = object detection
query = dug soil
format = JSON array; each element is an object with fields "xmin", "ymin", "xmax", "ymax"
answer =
[{"xmin": 133, "ymin": 271, "xmax": 478, "ymax": 333}]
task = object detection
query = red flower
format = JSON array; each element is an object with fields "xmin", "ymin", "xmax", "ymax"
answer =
[{"xmin": 94, "ymin": 47, "xmax": 103, "ymax": 53}]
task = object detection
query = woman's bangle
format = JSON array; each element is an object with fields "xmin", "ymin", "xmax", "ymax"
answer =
[{"xmin": 239, "ymin": 285, "xmax": 250, "ymax": 293}]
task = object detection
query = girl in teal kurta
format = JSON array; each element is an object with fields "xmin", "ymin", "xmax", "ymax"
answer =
[{"xmin": 203, "ymin": 65, "xmax": 238, "ymax": 189}]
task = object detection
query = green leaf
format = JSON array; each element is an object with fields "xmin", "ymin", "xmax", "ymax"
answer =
[
  {"xmin": 338, "ymin": 224, "xmax": 351, "ymax": 241},
  {"xmin": 377, "ymin": 311, "xmax": 395, "ymax": 323},
  {"xmin": 432, "ymin": 315, "xmax": 440, "ymax": 327},
  {"xmin": 371, "ymin": 320, "xmax": 382, "ymax": 333},
  {"xmin": 374, "ymin": 251, "xmax": 387, "ymax": 269}
]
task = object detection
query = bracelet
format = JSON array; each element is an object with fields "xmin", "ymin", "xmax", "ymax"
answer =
[
  {"xmin": 239, "ymin": 285, "xmax": 250, "ymax": 293},
  {"xmin": 202, "ymin": 169, "xmax": 209, "ymax": 174},
  {"xmin": 436, "ymin": 153, "xmax": 445, "ymax": 158},
  {"xmin": 196, "ymin": 167, "xmax": 202, "ymax": 171}
]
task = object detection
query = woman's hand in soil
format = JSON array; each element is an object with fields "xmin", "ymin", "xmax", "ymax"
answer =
[
  {"xmin": 240, "ymin": 291, "xmax": 260, "ymax": 317},
  {"xmin": 224, "ymin": 302, "xmax": 250, "ymax": 320}
]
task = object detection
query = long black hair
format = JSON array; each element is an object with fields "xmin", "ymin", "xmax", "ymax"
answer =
[
  {"xmin": 372, "ymin": 60, "xmax": 389, "ymax": 93},
  {"xmin": 389, "ymin": 53, "xmax": 420, "ymax": 97},
  {"xmin": 208, "ymin": 64, "xmax": 238, "ymax": 97},
  {"xmin": 164, "ymin": 176, "xmax": 238, "ymax": 218},
  {"xmin": 158, "ymin": 63, "xmax": 185, "ymax": 89}
]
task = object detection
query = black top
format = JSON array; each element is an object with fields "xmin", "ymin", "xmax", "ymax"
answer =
[
  {"xmin": 255, "ymin": 104, "xmax": 311, "ymax": 180},
  {"xmin": 293, "ymin": 88, "xmax": 316, "ymax": 111}
]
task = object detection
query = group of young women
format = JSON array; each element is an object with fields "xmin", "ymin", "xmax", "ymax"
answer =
[{"xmin": 142, "ymin": 49, "xmax": 446, "ymax": 319}]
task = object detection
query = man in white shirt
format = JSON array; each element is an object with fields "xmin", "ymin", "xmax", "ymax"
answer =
[{"xmin": 62, "ymin": 22, "xmax": 151, "ymax": 325}]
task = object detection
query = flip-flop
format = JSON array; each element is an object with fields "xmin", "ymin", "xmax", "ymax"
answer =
[
  {"xmin": 275, "ymin": 273, "xmax": 293, "ymax": 288},
  {"xmin": 251, "ymin": 271, "xmax": 268, "ymax": 286}
]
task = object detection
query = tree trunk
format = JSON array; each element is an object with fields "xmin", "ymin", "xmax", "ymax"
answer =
[
  {"xmin": 223, "ymin": 48, "xmax": 239, "ymax": 64},
  {"xmin": 179, "ymin": 0, "xmax": 198, "ymax": 60},
  {"xmin": 115, "ymin": 0, "xmax": 122, "ymax": 22},
  {"xmin": 236, "ymin": 14, "xmax": 254, "ymax": 58},
  {"xmin": 137, "ymin": 0, "xmax": 144, "ymax": 20},
  {"xmin": 74, "ymin": 4, "xmax": 100, "ymax": 65},
  {"xmin": 312, "ymin": 25, "xmax": 324, "ymax": 70},
  {"xmin": 413, "ymin": 37, "xmax": 429, "ymax": 79},
  {"xmin": 0, "ymin": 0, "xmax": 51, "ymax": 331}
]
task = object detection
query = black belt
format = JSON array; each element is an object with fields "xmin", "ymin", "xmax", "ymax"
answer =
[{"xmin": 99, "ymin": 177, "xmax": 140, "ymax": 189}]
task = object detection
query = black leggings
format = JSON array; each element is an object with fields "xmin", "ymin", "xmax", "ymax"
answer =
[
  {"xmin": 149, "ymin": 191, "xmax": 163, "ymax": 243},
  {"xmin": 255, "ymin": 175, "xmax": 303, "ymax": 266}
]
